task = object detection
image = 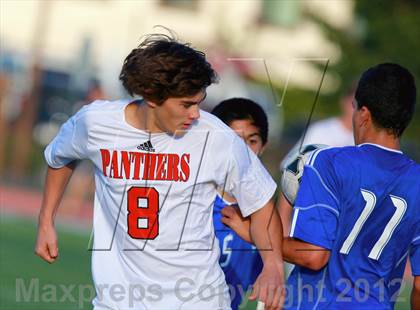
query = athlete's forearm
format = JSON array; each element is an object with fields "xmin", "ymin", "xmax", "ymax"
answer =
[
  {"xmin": 250, "ymin": 199, "xmax": 283, "ymax": 263},
  {"xmin": 282, "ymin": 237, "xmax": 330, "ymax": 271},
  {"xmin": 277, "ymin": 194, "xmax": 293, "ymax": 237},
  {"xmin": 35, "ymin": 162, "xmax": 76, "ymax": 263},
  {"xmin": 38, "ymin": 163, "xmax": 76, "ymax": 225},
  {"xmin": 411, "ymin": 276, "xmax": 420, "ymax": 309},
  {"xmin": 249, "ymin": 199, "xmax": 285, "ymax": 307}
]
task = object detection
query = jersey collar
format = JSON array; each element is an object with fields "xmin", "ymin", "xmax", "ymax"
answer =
[{"xmin": 358, "ymin": 143, "xmax": 403, "ymax": 154}]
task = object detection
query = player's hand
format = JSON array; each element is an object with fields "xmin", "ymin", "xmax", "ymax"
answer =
[
  {"xmin": 249, "ymin": 260, "xmax": 285, "ymax": 310},
  {"xmin": 221, "ymin": 205, "xmax": 252, "ymax": 243},
  {"xmin": 35, "ymin": 222, "xmax": 59, "ymax": 263}
]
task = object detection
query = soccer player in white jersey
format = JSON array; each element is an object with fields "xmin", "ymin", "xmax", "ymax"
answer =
[{"xmin": 35, "ymin": 34, "xmax": 285, "ymax": 309}]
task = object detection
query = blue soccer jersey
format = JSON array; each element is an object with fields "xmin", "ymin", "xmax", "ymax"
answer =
[
  {"xmin": 286, "ymin": 143, "xmax": 420, "ymax": 310},
  {"xmin": 213, "ymin": 195, "xmax": 263, "ymax": 310}
]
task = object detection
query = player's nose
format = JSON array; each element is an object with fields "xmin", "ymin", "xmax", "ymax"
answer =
[{"xmin": 189, "ymin": 106, "xmax": 200, "ymax": 120}]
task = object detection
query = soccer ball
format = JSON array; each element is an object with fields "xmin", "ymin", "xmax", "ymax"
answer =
[{"xmin": 281, "ymin": 144, "xmax": 328, "ymax": 205}]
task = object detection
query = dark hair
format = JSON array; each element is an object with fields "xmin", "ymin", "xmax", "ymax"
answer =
[
  {"xmin": 119, "ymin": 33, "xmax": 217, "ymax": 104},
  {"xmin": 211, "ymin": 98, "xmax": 269, "ymax": 145},
  {"xmin": 355, "ymin": 63, "xmax": 416, "ymax": 137}
]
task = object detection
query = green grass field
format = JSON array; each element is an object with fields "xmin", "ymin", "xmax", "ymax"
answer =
[
  {"xmin": 0, "ymin": 216, "xmax": 93, "ymax": 309},
  {"xmin": 0, "ymin": 215, "xmax": 411, "ymax": 309}
]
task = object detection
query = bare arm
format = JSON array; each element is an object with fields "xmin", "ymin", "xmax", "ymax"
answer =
[
  {"xmin": 222, "ymin": 206, "xmax": 330, "ymax": 272},
  {"xmin": 35, "ymin": 163, "xmax": 76, "ymax": 263},
  {"xmin": 412, "ymin": 276, "xmax": 420, "ymax": 309},
  {"xmin": 221, "ymin": 205, "xmax": 252, "ymax": 243},
  {"xmin": 282, "ymin": 237, "xmax": 330, "ymax": 271},
  {"xmin": 249, "ymin": 200, "xmax": 284, "ymax": 262},
  {"xmin": 249, "ymin": 200, "xmax": 285, "ymax": 309},
  {"xmin": 222, "ymin": 195, "xmax": 294, "ymax": 240},
  {"xmin": 277, "ymin": 194, "xmax": 293, "ymax": 237}
]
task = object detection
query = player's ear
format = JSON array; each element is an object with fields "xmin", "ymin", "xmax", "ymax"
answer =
[{"xmin": 358, "ymin": 106, "xmax": 371, "ymax": 128}]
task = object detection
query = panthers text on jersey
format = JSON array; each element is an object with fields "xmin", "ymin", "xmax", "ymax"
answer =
[{"xmin": 45, "ymin": 99, "xmax": 276, "ymax": 309}]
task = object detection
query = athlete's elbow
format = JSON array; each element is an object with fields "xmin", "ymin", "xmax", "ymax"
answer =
[{"xmin": 303, "ymin": 251, "xmax": 330, "ymax": 271}]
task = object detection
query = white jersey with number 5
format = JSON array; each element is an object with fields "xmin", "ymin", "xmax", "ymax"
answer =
[{"xmin": 44, "ymin": 99, "xmax": 276, "ymax": 309}]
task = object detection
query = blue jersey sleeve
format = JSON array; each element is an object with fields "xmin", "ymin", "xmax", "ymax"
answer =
[
  {"xmin": 289, "ymin": 149, "xmax": 340, "ymax": 250},
  {"xmin": 410, "ymin": 229, "xmax": 420, "ymax": 276}
]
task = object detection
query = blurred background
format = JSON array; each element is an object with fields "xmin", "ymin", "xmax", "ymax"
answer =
[{"xmin": 1, "ymin": 0, "xmax": 419, "ymax": 309}]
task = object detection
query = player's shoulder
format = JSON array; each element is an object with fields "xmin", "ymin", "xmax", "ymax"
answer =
[
  {"xmin": 76, "ymin": 99, "xmax": 127, "ymax": 115},
  {"xmin": 307, "ymin": 145, "xmax": 356, "ymax": 168},
  {"xmin": 196, "ymin": 110, "xmax": 238, "ymax": 139},
  {"xmin": 198, "ymin": 110, "xmax": 231, "ymax": 130},
  {"xmin": 357, "ymin": 143, "xmax": 418, "ymax": 168},
  {"xmin": 194, "ymin": 111, "xmax": 250, "ymax": 158},
  {"xmin": 72, "ymin": 99, "xmax": 129, "ymax": 124},
  {"xmin": 305, "ymin": 146, "xmax": 366, "ymax": 183},
  {"xmin": 401, "ymin": 155, "xmax": 420, "ymax": 179}
]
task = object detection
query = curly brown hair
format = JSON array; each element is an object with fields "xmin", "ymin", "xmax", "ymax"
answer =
[{"xmin": 119, "ymin": 33, "xmax": 218, "ymax": 104}]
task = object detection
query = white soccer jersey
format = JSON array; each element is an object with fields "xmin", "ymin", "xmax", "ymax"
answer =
[{"xmin": 45, "ymin": 99, "xmax": 277, "ymax": 309}]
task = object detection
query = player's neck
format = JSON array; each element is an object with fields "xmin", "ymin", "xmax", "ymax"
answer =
[
  {"xmin": 359, "ymin": 131, "xmax": 400, "ymax": 151},
  {"xmin": 126, "ymin": 101, "xmax": 164, "ymax": 133}
]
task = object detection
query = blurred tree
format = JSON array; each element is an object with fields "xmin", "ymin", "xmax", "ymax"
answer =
[
  {"xmin": 307, "ymin": 0, "xmax": 420, "ymax": 158},
  {"xmin": 10, "ymin": 1, "xmax": 52, "ymax": 179},
  {"xmin": 326, "ymin": 0, "xmax": 420, "ymax": 93}
]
